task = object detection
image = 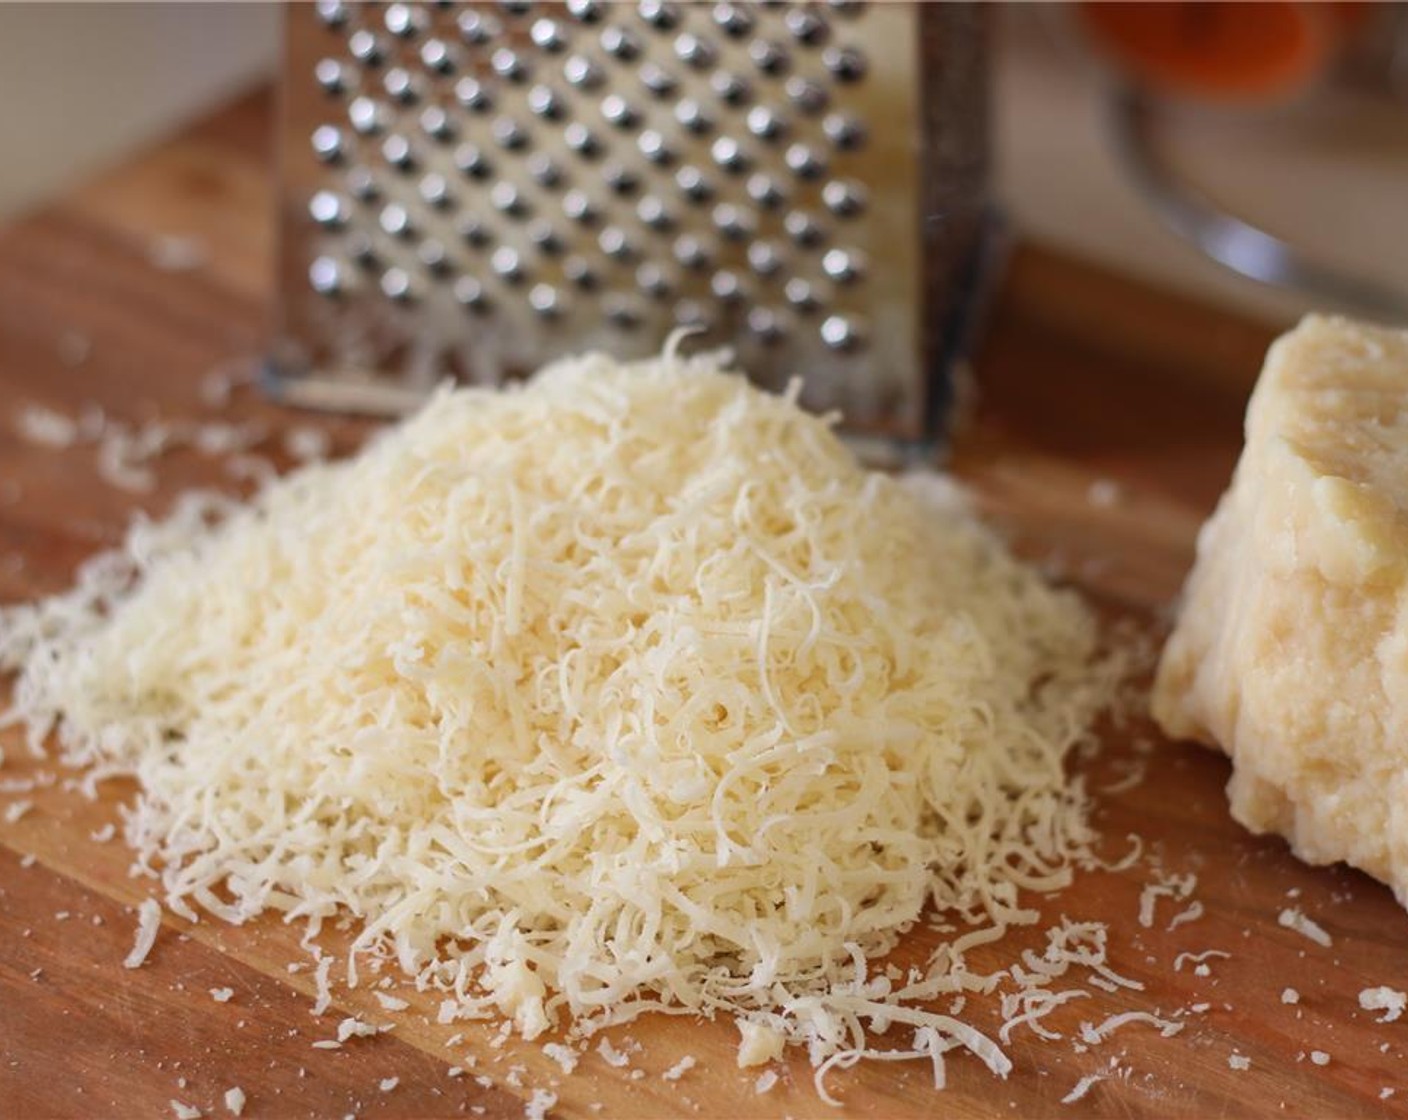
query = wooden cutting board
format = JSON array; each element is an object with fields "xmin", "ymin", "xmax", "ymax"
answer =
[{"xmin": 2, "ymin": 90, "xmax": 1405, "ymax": 1120}]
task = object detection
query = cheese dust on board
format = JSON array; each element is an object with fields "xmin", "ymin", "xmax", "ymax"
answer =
[{"xmin": 0, "ymin": 347, "xmax": 1130, "ymax": 1095}]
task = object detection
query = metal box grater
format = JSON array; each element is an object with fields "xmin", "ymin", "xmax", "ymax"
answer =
[{"xmin": 268, "ymin": 1, "xmax": 995, "ymax": 452}]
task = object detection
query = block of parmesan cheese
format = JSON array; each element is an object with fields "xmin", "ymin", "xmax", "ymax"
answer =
[{"xmin": 1153, "ymin": 314, "xmax": 1408, "ymax": 901}]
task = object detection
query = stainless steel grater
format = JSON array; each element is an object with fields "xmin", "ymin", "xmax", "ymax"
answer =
[{"xmin": 267, "ymin": 1, "xmax": 995, "ymax": 450}]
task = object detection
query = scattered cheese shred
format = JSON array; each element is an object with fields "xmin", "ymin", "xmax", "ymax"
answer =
[
  {"xmin": 223, "ymin": 1087, "xmax": 245, "ymax": 1117},
  {"xmin": 662, "ymin": 1055, "xmax": 696, "ymax": 1082},
  {"xmin": 378, "ymin": 1077, "xmax": 399, "ymax": 1092},
  {"xmin": 1228, "ymin": 1053, "xmax": 1251, "ymax": 1071},
  {"xmin": 525, "ymin": 1089, "xmax": 558, "ymax": 1120},
  {"xmin": 0, "ymin": 350, "xmax": 1121, "ymax": 1089},
  {"xmin": 124, "ymin": 899, "xmax": 162, "ymax": 970},
  {"xmin": 1277, "ymin": 908, "xmax": 1331, "ymax": 948},
  {"xmin": 1360, "ymin": 987, "xmax": 1407, "ymax": 1023},
  {"xmin": 170, "ymin": 1102, "xmax": 201, "ymax": 1120},
  {"xmin": 1061, "ymin": 1073, "xmax": 1104, "ymax": 1104},
  {"xmin": 210, "ymin": 988, "xmax": 234, "ymax": 1003},
  {"xmin": 755, "ymin": 1069, "xmax": 780, "ymax": 1094},
  {"xmin": 1281, "ymin": 988, "xmax": 1300, "ymax": 1005}
]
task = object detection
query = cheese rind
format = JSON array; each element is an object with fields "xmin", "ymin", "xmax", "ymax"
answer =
[{"xmin": 1153, "ymin": 314, "xmax": 1408, "ymax": 899}]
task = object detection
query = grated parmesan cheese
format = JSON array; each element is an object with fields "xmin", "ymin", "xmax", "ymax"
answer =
[
  {"xmin": 1281, "ymin": 988, "xmax": 1300, "ymax": 1005},
  {"xmin": 210, "ymin": 988, "xmax": 234, "ymax": 1003},
  {"xmin": 754, "ymin": 1069, "xmax": 780, "ymax": 1094},
  {"xmin": 525, "ymin": 1089, "xmax": 557, "ymax": 1120},
  {"xmin": 0, "ymin": 350, "xmax": 1122, "ymax": 1089},
  {"xmin": 170, "ymin": 1102, "xmax": 201, "ymax": 1120},
  {"xmin": 1061, "ymin": 1073, "xmax": 1103, "ymax": 1104},
  {"xmin": 124, "ymin": 899, "xmax": 162, "ymax": 969},
  {"xmin": 223, "ymin": 1087, "xmax": 245, "ymax": 1117},
  {"xmin": 662, "ymin": 1055, "xmax": 696, "ymax": 1081},
  {"xmin": 378, "ymin": 1077, "xmax": 398, "ymax": 1092}
]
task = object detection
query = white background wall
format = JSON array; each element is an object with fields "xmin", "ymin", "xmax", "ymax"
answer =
[{"xmin": 0, "ymin": 2, "xmax": 277, "ymax": 220}]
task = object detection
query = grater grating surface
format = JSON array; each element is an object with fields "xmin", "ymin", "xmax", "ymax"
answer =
[{"xmin": 269, "ymin": 2, "xmax": 992, "ymax": 448}]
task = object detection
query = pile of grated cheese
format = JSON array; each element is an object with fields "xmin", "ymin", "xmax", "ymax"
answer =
[{"xmin": 0, "ymin": 349, "xmax": 1122, "ymax": 1089}]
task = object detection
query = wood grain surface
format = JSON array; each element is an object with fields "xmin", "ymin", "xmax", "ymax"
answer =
[{"xmin": 2, "ymin": 90, "xmax": 1405, "ymax": 1120}]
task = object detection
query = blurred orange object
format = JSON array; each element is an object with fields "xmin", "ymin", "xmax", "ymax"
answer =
[{"xmin": 1077, "ymin": 2, "xmax": 1368, "ymax": 102}]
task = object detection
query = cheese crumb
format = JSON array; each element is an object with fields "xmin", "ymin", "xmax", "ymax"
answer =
[
  {"xmin": 223, "ymin": 1087, "xmax": 245, "ymax": 1116},
  {"xmin": 3, "ymin": 799, "xmax": 32, "ymax": 824},
  {"xmin": 737, "ymin": 1021, "xmax": 786, "ymax": 1068},
  {"xmin": 124, "ymin": 899, "xmax": 162, "ymax": 969},
  {"xmin": 378, "ymin": 1077, "xmax": 399, "ymax": 1092},
  {"xmin": 525, "ymin": 1089, "xmax": 557, "ymax": 1120},
  {"xmin": 1061, "ymin": 1074, "xmax": 1104, "ymax": 1104},
  {"xmin": 374, "ymin": 992, "xmax": 409, "ymax": 1012},
  {"xmin": 170, "ymin": 1102, "xmax": 201, "ymax": 1120},
  {"xmin": 1360, "ymin": 986, "xmax": 1407, "ymax": 1023},
  {"xmin": 1310, "ymin": 1051, "xmax": 1330, "ymax": 1066},
  {"xmin": 1228, "ymin": 1054, "xmax": 1251, "ymax": 1071},
  {"xmin": 338, "ymin": 1017, "xmax": 378, "ymax": 1043},
  {"xmin": 662, "ymin": 1056, "xmax": 696, "ymax": 1082},
  {"xmin": 754, "ymin": 1070, "xmax": 780, "ymax": 1095},
  {"xmin": 542, "ymin": 1042, "xmax": 578, "ymax": 1075},
  {"xmin": 1281, "ymin": 988, "xmax": 1300, "ymax": 1005},
  {"xmin": 209, "ymin": 988, "xmax": 234, "ymax": 1003},
  {"xmin": 596, "ymin": 1039, "xmax": 630, "ymax": 1069},
  {"xmin": 1277, "ymin": 907, "xmax": 1331, "ymax": 947}
]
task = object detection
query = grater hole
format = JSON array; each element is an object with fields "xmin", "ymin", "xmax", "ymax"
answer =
[
  {"xmin": 565, "ymin": 0, "xmax": 602, "ymax": 23},
  {"xmin": 347, "ymin": 30, "xmax": 386, "ymax": 66},
  {"xmin": 563, "ymin": 122, "xmax": 602, "ymax": 158},
  {"xmin": 675, "ymin": 166, "xmax": 714, "ymax": 204},
  {"xmin": 747, "ymin": 306, "xmax": 786, "ymax": 343},
  {"xmin": 822, "ymin": 113, "xmax": 866, "ymax": 151},
  {"xmin": 420, "ymin": 38, "xmax": 458, "ymax": 74},
  {"xmin": 821, "ymin": 248, "xmax": 864, "ymax": 283},
  {"xmin": 499, "ymin": 2, "xmax": 535, "ymax": 19},
  {"xmin": 784, "ymin": 277, "xmax": 820, "ymax": 312},
  {"xmin": 605, "ymin": 295, "xmax": 640, "ymax": 327},
  {"xmin": 345, "ymin": 167, "xmax": 379, "ymax": 202},
  {"xmin": 712, "ymin": 3, "xmax": 754, "ymax": 38},
  {"xmin": 310, "ymin": 190, "xmax": 350, "ymax": 227},
  {"xmin": 563, "ymin": 256, "xmax": 598, "ymax": 290},
  {"xmin": 382, "ymin": 67, "xmax": 421, "ymax": 105},
  {"xmin": 530, "ymin": 18, "xmax": 568, "ymax": 52},
  {"xmin": 673, "ymin": 33, "xmax": 716, "ymax": 70},
  {"xmin": 492, "ymin": 48, "xmax": 530, "ymax": 82},
  {"xmin": 314, "ymin": 58, "xmax": 349, "ymax": 94},
  {"xmin": 746, "ymin": 172, "xmax": 787, "ymax": 209},
  {"xmin": 380, "ymin": 134, "xmax": 416, "ymax": 171},
  {"xmin": 710, "ymin": 71, "xmax": 751, "ymax": 106},
  {"xmin": 822, "ymin": 45, "xmax": 867, "ymax": 82},
  {"xmin": 783, "ymin": 210, "xmax": 824, "ymax": 247},
  {"xmin": 822, "ymin": 179, "xmax": 866, "ymax": 217},
  {"xmin": 453, "ymin": 142, "xmax": 493, "ymax": 180},
  {"xmin": 746, "ymin": 241, "xmax": 783, "ymax": 277},
  {"xmin": 674, "ymin": 99, "xmax": 712, "ymax": 135},
  {"xmin": 491, "ymin": 118, "xmax": 530, "ymax": 151},
  {"xmin": 784, "ymin": 143, "xmax": 826, "ymax": 181},
  {"xmin": 561, "ymin": 189, "xmax": 596, "ymax": 224},
  {"xmin": 784, "ymin": 76, "xmax": 828, "ymax": 115},
  {"xmin": 380, "ymin": 267, "xmax": 415, "ymax": 302},
  {"xmin": 636, "ymin": 263, "xmax": 673, "ymax": 299},
  {"xmin": 637, "ymin": 196, "xmax": 674, "ymax": 230},
  {"xmin": 820, "ymin": 314, "xmax": 862, "ymax": 350},
  {"xmin": 311, "ymin": 125, "xmax": 345, "ymax": 163},
  {"xmin": 672, "ymin": 235, "xmax": 711, "ymax": 271},
  {"xmin": 749, "ymin": 40, "xmax": 790, "ymax": 77},
  {"xmin": 598, "ymin": 226, "xmax": 636, "ymax": 261},
  {"xmin": 348, "ymin": 96, "xmax": 388, "ymax": 135},
  {"xmin": 417, "ymin": 239, "xmax": 451, "ymax": 275},
  {"xmin": 526, "ymin": 153, "xmax": 563, "ymax": 188},
  {"xmin": 458, "ymin": 215, "xmax": 491, "ymax": 247},
  {"xmin": 490, "ymin": 182, "xmax": 530, "ymax": 217},
  {"xmin": 453, "ymin": 77, "xmax": 493, "ymax": 112},
  {"xmin": 309, "ymin": 255, "xmax": 344, "ymax": 295},
  {"xmin": 527, "ymin": 85, "xmax": 565, "ymax": 120},
  {"xmin": 419, "ymin": 172, "xmax": 453, "ymax": 209},
  {"xmin": 528, "ymin": 283, "xmax": 566, "ymax": 318},
  {"xmin": 315, "ymin": 1, "xmax": 348, "ymax": 28},
  {"xmin": 710, "ymin": 137, "xmax": 750, "ymax": 175},
  {"xmin": 347, "ymin": 232, "xmax": 378, "ymax": 270},
  {"xmin": 711, "ymin": 202, "xmax": 754, "ymax": 241},
  {"xmin": 827, "ymin": 0, "xmax": 865, "ymax": 15},
  {"xmin": 600, "ymin": 94, "xmax": 638, "ymax": 129},
  {"xmin": 745, "ymin": 106, "xmax": 786, "ymax": 142},
  {"xmin": 600, "ymin": 27, "xmax": 641, "ymax": 61},
  {"xmin": 710, "ymin": 270, "xmax": 747, "ymax": 303},
  {"xmin": 491, "ymin": 246, "xmax": 526, "ymax": 283},
  {"xmin": 638, "ymin": 130, "xmax": 674, "ymax": 166},
  {"xmin": 383, "ymin": 3, "xmax": 425, "ymax": 39},
  {"xmin": 419, "ymin": 105, "xmax": 456, "ymax": 142},
  {"xmin": 563, "ymin": 54, "xmax": 604, "ymax": 89},
  {"xmin": 639, "ymin": 63, "xmax": 677, "ymax": 98},
  {"xmin": 638, "ymin": 1, "xmax": 680, "ymax": 31},
  {"xmin": 528, "ymin": 220, "xmax": 564, "ymax": 255},
  {"xmin": 453, "ymin": 275, "xmax": 489, "ymax": 311},
  {"xmin": 456, "ymin": 10, "xmax": 500, "ymax": 44},
  {"xmin": 603, "ymin": 163, "xmax": 639, "ymax": 196},
  {"xmin": 785, "ymin": 8, "xmax": 830, "ymax": 46},
  {"xmin": 379, "ymin": 203, "xmax": 414, "ymax": 239}
]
